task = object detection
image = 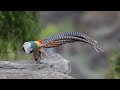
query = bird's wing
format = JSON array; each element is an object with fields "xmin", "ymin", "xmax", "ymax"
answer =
[
  {"xmin": 33, "ymin": 46, "xmax": 48, "ymax": 61},
  {"xmin": 42, "ymin": 39, "xmax": 75, "ymax": 48}
]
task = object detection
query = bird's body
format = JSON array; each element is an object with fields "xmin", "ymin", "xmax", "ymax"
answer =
[{"xmin": 22, "ymin": 32, "xmax": 103, "ymax": 63}]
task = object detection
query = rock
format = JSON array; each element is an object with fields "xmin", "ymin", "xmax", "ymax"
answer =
[
  {"xmin": 0, "ymin": 53, "xmax": 74, "ymax": 79},
  {"xmin": 0, "ymin": 69, "xmax": 73, "ymax": 79}
]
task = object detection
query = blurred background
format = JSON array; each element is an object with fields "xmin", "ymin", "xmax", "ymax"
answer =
[{"xmin": 0, "ymin": 11, "xmax": 120, "ymax": 79}]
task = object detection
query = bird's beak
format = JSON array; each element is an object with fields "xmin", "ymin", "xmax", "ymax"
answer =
[{"xmin": 30, "ymin": 51, "xmax": 33, "ymax": 53}]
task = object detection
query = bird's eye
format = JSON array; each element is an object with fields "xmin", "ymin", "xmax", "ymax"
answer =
[{"xmin": 22, "ymin": 47, "xmax": 25, "ymax": 52}]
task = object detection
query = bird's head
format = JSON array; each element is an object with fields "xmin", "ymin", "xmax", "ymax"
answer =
[{"xmin": 22, "ymin": 40, "xmax": 43, "ymax": 54}]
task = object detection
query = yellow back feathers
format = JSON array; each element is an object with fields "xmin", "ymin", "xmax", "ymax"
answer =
[{"xmin": 35, "ymin": 41, "xmax": 42, "ymax": 47}]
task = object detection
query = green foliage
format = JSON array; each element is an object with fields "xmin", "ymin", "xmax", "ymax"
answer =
[
  {"xmin": 105, "ymin": 53, "xmax": 120, "ymax": 79},
  {"xmin": 0, "ymin": 11, "xmax": 40, "ymax": 60},
  {"xmin": 39, "ymin": 20, "xmax": 75, "ymax": 40}
]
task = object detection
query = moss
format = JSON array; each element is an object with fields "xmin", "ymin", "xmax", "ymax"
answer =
[{"xmin": 105, "ymin": 53, "xmax": 120, "ymax": 79}]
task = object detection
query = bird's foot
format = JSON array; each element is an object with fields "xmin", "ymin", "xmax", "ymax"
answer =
[
  {"xmin": 35, "ymin": 59, "xmax": 42, "ymax": 64},
  {"xmin": 36, "ymin": 61, "xmax": 42, "ymax": 64}
]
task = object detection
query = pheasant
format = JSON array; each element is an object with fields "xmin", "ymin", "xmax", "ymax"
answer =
[{"xmin": 22, "ymin": 32, "xmax": 103, "ymax": 63}]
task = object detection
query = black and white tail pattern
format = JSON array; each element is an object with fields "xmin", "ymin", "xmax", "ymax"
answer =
[{"xmin": 43, "ymin": 32, "xmax": 103, "ymax": 53}]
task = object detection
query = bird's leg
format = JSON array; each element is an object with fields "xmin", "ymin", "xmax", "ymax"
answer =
[
  {"xmin": 37, "ymin": 47, "xmax": 48, "ymax": 64},
  {"xmin": 37, "ymin": 51, "xmax": 43, "ymax": 64},
  {"xmin": 38, "ymin": 47, "xmax": 48, "ymax": 59}
]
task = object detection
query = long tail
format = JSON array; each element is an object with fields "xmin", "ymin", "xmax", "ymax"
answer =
[
  {"xmin": 43, "ymin": 32, "xmax": 98, "ymax": 44},
  {"xmin": 42, "ymin": 32, "xmax": 103, "ymax": 53}
]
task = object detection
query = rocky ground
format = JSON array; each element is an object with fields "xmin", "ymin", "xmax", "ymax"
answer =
[{"xmin": 0, "ymin": 54, "xmax": 74, "ymax": 79}]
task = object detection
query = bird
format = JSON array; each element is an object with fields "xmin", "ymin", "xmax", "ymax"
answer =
[{"xmin": 22, "ymin": 32, "xmax": 104, "ymax": 64}]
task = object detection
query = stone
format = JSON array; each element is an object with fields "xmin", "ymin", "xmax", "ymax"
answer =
[{"xmin": 0, "ymin": 53, "xmax": 74, "ymax": 79}]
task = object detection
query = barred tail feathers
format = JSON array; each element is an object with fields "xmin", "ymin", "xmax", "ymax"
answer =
[
  {"xmin": 43, "ymin": 35, "xmax": 103, "ymax": 53},
  {"xmin": 43, "ymin": 32, "xmax": 98, "ymax": 45}
]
